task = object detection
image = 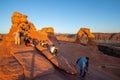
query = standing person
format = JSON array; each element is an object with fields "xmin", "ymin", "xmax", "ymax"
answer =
[
  {"xmin": 14, "ymin": 29, "xmax": 20, "ymax": 45},
  {"xmin": 76, "ymin": 57, "xmax": 89, "ymax": 78},
  {"xmin": 19, "ymin": 31, "xmax": 24, "ymax": 44}
]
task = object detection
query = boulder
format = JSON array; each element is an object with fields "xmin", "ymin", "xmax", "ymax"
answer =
[
  {"xmin": 11, "ymin": 12, "xmax": 21, "ymax": 24},
  {"xmin": 39, "ymin": 27, "xmax": 57, "ymax": 42},
  {"xmin": 20, "ymin": 14, "xmax": 28, "ymax": 23},
  {"xmin": 2, "ymin": 12, "xmax": 38, "ymax": 46},
  {"xmin": 41, "ymin": 27, "xmax": 54, "ymax": 34},
  {"xmin": 2, "ymin": 11, "xmax": 56, "ymax": 55},
  {"xmin": 28, "ymin": 31, "xmax": 48, "ymax": 41}
]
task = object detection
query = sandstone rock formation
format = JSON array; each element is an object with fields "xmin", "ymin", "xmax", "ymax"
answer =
[
  {"xmin": 94, "ymin": 33, "xmax": 120, "ymax": 41},
  {"xmin": 11, "ymin": 12, "xmax": 28, "ymax": 24},
  {"xmin": 76, "ymin": 28, "xmax": 94, "ymax": 39},
  {"xmin": 94, "ymin": 33, "xmax": 112, "ymax": 40},
  {"xmin": 39, "ymin": 27, "xmax": 58, "ymax": 43},
  {"xmin": 2, "ymin": 12, "xmax": 51, "ymax": 46},
  {"xmin": 76, "ymin": 28, "xmax": 95, "ymax": 45},
  {"xmin": 41, "ymin": 27, "xmax": 54, "ymax": 34},
  {"xmin": 111, "ymin": 33, "xmax": 120, "ymax": 40}
]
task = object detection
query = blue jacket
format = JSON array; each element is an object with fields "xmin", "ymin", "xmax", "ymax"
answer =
[{"xmin": 76, "ymin": 57, "xmax": 88, "ymax": 68}]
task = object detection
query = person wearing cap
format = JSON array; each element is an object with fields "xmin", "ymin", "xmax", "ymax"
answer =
[{"xmin": 76, "ymin": 57, "xmax": 89, "ymax": 78}]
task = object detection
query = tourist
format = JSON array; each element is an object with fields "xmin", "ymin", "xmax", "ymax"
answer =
[
  {"xmin": 14, "ymin": 29, "xmax": 20, "ymax": 45},
  {"xmin": 33, "ymin": 38, "xmax": 38, "ymax": 46},
  {"xmin": 24, "ymin": 37, "xmax": 34, "ymax": 47},
  {"xmin": 40, "ymin": 40, "xmax": 49, "ymax": 48},
  {"xmin": 49, "ymin": 44, "xmax": 58, "ymax": 56},
  {"xmin": 19, "ymin": 31, "xmax": 24, "ymax": 44},
  {"xmin": 76, "ymin": 57, "xmax": 89, "ymax": 78}
]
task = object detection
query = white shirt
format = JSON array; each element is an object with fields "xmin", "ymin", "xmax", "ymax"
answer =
[
  {"xmin": 14, "ymin": 31, "xmax": 20, "ymax": 38},
  {"xmin": 50, "ymin": 46, "xmax": 55, "ymax": 54}
]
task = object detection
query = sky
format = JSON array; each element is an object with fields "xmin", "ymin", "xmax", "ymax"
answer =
[{"xmin": 0, "ymin": 0, "xmax": 120, "ymax": 34}]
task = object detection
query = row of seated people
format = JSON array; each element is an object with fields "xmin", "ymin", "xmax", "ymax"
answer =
[
  {"xmin": 24, "ymin": 35, "xmax": 58, "ymax": 56},
  {"xmin": 24, "ymin": 36, "xmax": 38, "ymax": 47}
]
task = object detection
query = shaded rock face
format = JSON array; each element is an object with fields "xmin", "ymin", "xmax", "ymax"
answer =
[
  {"xmin": 0, "ymin": 56, "xmax": 24, "ymax": 80},
  {"xmin": 0, "ymin": 34, "xmax": 5, "ymax": 41},
  {"xmin": 87, "ymin": 38, "xmax": 97, "ymax": 46},
  {"xmin": 111, "ymin": 33, "xmax": 120, "ymax": 40},
  {"xmin": 0, "ymin": 45, "xmax": 24, "ymax": 80},
  {"xmin": 98, "ymin": 45, "xmax": 120, "ymax": 58}
]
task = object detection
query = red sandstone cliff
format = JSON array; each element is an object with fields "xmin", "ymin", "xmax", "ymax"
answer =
[
  {"xmin": 56, "ymin": 33, "xmax": 120, "ymax": 42},
  {"xmin": 94, "ymin": 33, "xmax": 120, "ymax": 41}
]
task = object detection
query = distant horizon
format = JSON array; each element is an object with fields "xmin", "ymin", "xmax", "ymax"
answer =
[{"xmin": 0, "ymin": 0, "xmax": 120, "ymax": 33}]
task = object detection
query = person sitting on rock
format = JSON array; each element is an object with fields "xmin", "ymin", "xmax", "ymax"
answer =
[
  {"xmin": 24, "ymin": 34, "xmax": 29, "ymax": 44},
  {"xmin": 40, "ymin": 40, "xmax": 49, "ymax": 48},
  {"xmin": 49, "ymin": 44, "xmax": 58, "ymax": 56},
  {"xmin": 25, "ymin": 37, "xmax": 34, "ymax": 47},
  {"xmin": 33, "ymin": 38, "xmax": 38, "ymax": 46},
  {"xmin": 76, "ymin": 57, "xmax": 89, "ymax": 78}
]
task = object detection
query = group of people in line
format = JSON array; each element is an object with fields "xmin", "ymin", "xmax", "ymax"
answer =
[
  {"xmin": 13, "ymin": 29, "xmax": 89, "ymax": 78},
  {"xmin": 13, "ymin": 29, "xmax": 58, "ymax": 56},
  {"xmin": 13, "ymin": 29, "xmax": 37, "ymax": 47}
]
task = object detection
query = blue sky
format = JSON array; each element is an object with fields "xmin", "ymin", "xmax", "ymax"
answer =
[{"xmin": 0, "ymin": 0, "xmax": 120, "ymax": 33}]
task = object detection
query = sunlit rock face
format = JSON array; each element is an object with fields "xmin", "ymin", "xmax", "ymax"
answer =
[
  {"xmin": 76, "ymin": 28, "xmax": 94, "ymax": 39},
  {"xmin": 2, "ymin": 12, "xmax": 55, "ymax": 46},
  {"xmin": 11, "ymin": 12, "xmax": 28, "ymax": 24},
  {"xmin": 75, "ymin": 28, "xmax": 97, "ymax": 46},
  {"xmin": 41, "ymin": 27, "xmax": 54, "ymax": 34}
]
